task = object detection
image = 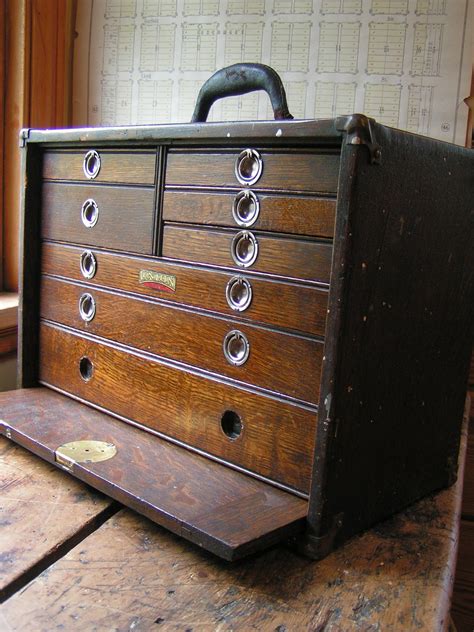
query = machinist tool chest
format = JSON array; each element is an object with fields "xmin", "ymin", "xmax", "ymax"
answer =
[{"xmin": 0, "ymin": 65, "xmax": 473, "ymax": 561}]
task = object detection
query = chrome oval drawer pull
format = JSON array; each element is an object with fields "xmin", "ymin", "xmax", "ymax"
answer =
[
  {"xmin": 81, "ymin": 199, "xmax": 99, "ymax": 228},
  {"xmin": 83, "ymin": 150, "xmax": 101, "ymax": 179},
  {"xmin": 235, "ymin": 149, "xmax": 262, "ymax": 186},
  {"xmin": 223, "ymin": 330, "xmax": 250, "ymax": 366},
  {"xmin": 79, "ymin": 293, "xmax": 96, "ymax": 322},
  {"xmin": 232, "ymin": 190, "xmax": 260, "ymax": 227},
  {"xmin": 80, "ymin": 250, "xmax": 97, "ymax": 279},
  {"xmin": 231, "ymin": 230, "xmax": 258, "ymax": 268},
  {"xmin": 226, "ymin": 276, "xmax": 252, "ymax": 312}
]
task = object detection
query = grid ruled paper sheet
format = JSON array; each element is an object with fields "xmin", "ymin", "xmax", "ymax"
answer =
[{"xmin": 73, "ymin": 0, "xmax": 473, "ymax": 144}]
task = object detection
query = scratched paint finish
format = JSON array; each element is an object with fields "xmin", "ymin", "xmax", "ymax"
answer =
[
  {"xmin": 1, "ymin": 483, "xmax": 459, "ymax": 631},
  {"xmin": 0, "ymin": 436, "xmax": 114, "ymax": 601}
]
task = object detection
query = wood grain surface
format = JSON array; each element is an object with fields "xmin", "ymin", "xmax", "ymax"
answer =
[
  {"xmin": 451, "ymin": 520, "xmax": 474, "ymax": 632},
  {"xmin": 40, "ymin": 276, "xmax": 323, "ymax": 404},
  {"xmin": 39, "ymin": 324, "xmax": 317, "ymax": 492},
  {"xmin": 41, "ymin": 242, "xmax": 330, "ymax": 336},
  {"xmin": 163, "ymin": 189, "xmax": 336, "ymax": 238},
  {"xmin": 165, "ymin": 150, "xmax": 340, "ymax": 193},
  {"xmin": 41, "ymin": 182, "xmax": 155, "ymax": 254},
  {"xmin": 461, "ymin": 424, "xmax": 474, "ymax": 517},
  {"xmin": 162, "ymin": 225, "xmax": 333, "ymax": 283},
  {"xmin": 0, "ymin": 387, "xmax": 308, "ymax": 559},
  {"xmin": 1, "ymin": 482, "xmax": 463, "ymax": 631},
  {"xmin": 42, "ymin": 151, "xmax": 156, "ymax": 185},
  {"xmin": 0, "ymin": 436, "xmax": 116, "ymax": 602}
]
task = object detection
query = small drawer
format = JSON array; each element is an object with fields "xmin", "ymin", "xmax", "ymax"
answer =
[
  {"xmin": 42, "ymin": 182, "xmax": 155, "ymax": 254},
  {"xmin": 162, "ymin": 225, "xmax": 333, "ymax": 284},
  {"xmin": 42, "ymin": 243, "xmax": 329, "ymax": 336},
  {"xmin": 40, "ymin": 276, "xmax": 324, "ymax": 404},
  {"xmin": 166, "ymin": 150, "xmax": 340, "ymax": 193},
  {"xmin": 39, "ymin": 322, "xmax": 317, "ymax": 493},
  {"xmin": 163, "ymin": 190, "xmax": 336, "ymax": 238},
  {"xmin": 43, "ymin": 150, "xmax": 156, "ymax": 185}
]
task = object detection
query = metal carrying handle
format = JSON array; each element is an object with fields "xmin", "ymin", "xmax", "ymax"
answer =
[{"xmin": 191, "ymin": 63, "xmax": 294, "ymax": 123}]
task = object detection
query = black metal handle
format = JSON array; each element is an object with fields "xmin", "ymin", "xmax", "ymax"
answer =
[{"xmin": 191, "ymin": 63, "xmax": 294, "ymax": 123}]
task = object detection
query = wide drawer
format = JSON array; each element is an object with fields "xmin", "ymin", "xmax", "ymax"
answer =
[
  {"xmin": 165, "ymin": 150, "xmax": 339, "ymax": 193},
  {"xmin": 42, "ymin": 182, "xmax": 155, "ymax": 254},
  {"xmin": 162, "ymin": 190, "xmax": 336, "ymax": 238},
  {"xmin": 42, "ymin": 243, "xmax": 329, "ymax": 336},
  {"xmin": 43, "ymin": 150, "xmax": 156, "ymax": 185},
  {"xmin": 40, "ymin": 276, "xmax": 323, "ymax": 404},
  {"xmin": 39, "ymin": 322, "xmax": 317, "ymax": 494},
  {"xmin": 162, "ymin": 225, "xmax": 333, "ymax": 283}
]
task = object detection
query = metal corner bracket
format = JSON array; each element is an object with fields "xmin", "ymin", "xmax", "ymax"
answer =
[
  {"xmin": 0, "ymin": 420, "xmax": 12, "ymax": 439},
  {"xmin": 295, "ymin": 512, "xmax": 344, "ymax": 560},
  {"xmin": 19, "ymin": 128, "xmax": 31, "ymax": 148},
  {"xmin": 335, "ymin": 114, "xmax": 382, "ymax": 165}
]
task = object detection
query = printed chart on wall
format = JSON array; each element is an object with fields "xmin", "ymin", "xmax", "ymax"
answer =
[{"xmin": 73, "ymin": 0, "xmax": 473, "ymax": 144}]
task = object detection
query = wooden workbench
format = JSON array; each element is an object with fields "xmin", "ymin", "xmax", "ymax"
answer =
[{"xmin": 0, "ymin": 423, "xmax": 468, "ymax": 631}]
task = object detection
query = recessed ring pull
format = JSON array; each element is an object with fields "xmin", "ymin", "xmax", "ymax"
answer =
[
  {"xmin": 80, "ymin": 250, "xmax": 97, "ymax": 279},
  {"xmin": 235, "ymin": 149, "xmax": 263, "ymax": 186},
  {"xmin": 231, "ymin": 231, "xmax": 258, "ymax": 268},
  {"xmin": 226, "ymin": 276, "xmax": 252, "ymax": 312},
  {"xmin": 83, "ymin": 150, "xmax": 101, "ymax": 179},
  {"xmin": 232, "ymin": 190, "xmax": 260, "ymax": 227},
  {"xmin": 79, "ymin": 293, "xmax": 96, "ymax": 322},
  {"xmin": 81, "ymin": 199, "xmax": 99, "ymax": 228},
  {"xmin": 223, "ymin": 330, "xmax": 250, "ymax": 366}
]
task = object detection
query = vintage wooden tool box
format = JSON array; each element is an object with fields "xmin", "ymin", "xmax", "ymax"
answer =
[{"xmin": 1, "ymin": 65, "xmax": 473, "ymax": 561}]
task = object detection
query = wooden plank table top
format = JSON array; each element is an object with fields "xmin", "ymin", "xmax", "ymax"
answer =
[{"xmin": 0, "ymin": 422, "xmax": 468, "ymax": 631}]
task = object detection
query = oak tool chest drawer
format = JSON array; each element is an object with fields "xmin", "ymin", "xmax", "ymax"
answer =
[{"xmin": 2, "ymin": 64, "xmax": 473, "ymax": 562}]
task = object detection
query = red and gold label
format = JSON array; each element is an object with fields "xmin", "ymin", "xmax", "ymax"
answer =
[{"xmin": 139, "ymin": 270, "xmax": 176, "ymax": 293}]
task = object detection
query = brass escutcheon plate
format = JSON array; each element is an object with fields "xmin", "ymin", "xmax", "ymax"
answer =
[{"xmin": 55, "ymin": 440, "xmax": 117, "ymax": 465}]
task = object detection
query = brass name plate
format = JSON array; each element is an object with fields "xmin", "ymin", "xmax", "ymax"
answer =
[{"xmin": 139, "ymin": 270, "xmax": 177, "ymax": 293}]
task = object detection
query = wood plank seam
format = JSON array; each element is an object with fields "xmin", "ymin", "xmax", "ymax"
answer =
[{"xmin": 0, "ymin": 495, "xmax": 120, "ymax": 604}]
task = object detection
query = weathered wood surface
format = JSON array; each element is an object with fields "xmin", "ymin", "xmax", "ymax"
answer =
[
  {"xmin": 1, "ymin": 484, "xmax": 463, "ymax": 631},
  {"xmin": 451, "ymin": 520, "xmax": 474, "ymax": 632},
  {"xmin": 0, "ymin": 388, "xmax": 309, "ymax": 558},
  {"xmin": 0, "ymin": 407, "xmax": 467, "ymax": 630},
  {"xmin": 0, "ymin": 436, "xmax": 116, "ymax": 602}
]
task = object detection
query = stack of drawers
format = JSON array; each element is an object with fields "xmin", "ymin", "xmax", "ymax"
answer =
[{"xmin": 38, "ymin": 145, "xmax": 339, "ymax": 496}]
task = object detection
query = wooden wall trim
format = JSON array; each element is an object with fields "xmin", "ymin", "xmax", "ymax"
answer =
[
  {"xmin": 3, "ymin": 0, "xmax": 76, "ymax": 292},
  {"xmin": 0, "ymin": 0, "xmax": 5, "ymax": 290}
]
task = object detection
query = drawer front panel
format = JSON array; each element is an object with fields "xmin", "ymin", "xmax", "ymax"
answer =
[
  {"xmin": 43, "ymin": 151, "xmax": 156, "ymax": 184},
  {"xmin": 42, "ymin": 243, "xmax": 329, "ymax": 336},
  {"xmin": 166, "ymin": 151, "xmax": 339, "ymax": 193},
  {"xmin": 40, "ymin": 277, "xmax": 323, "ymax": 404},
  {"xmin": 163, "ymin": 190, "xmax": 336, "ymax": 238},
  {"xmin": 42, "ymin": 183, "xmax": 155, "ymax": 254},
  {"xmin": 162, "ymin": 225, "xmax": 333, "ymax": 283},
  {"xmin": 39, "ymin": 322, "xmax": 317, "ymax": 493}
]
